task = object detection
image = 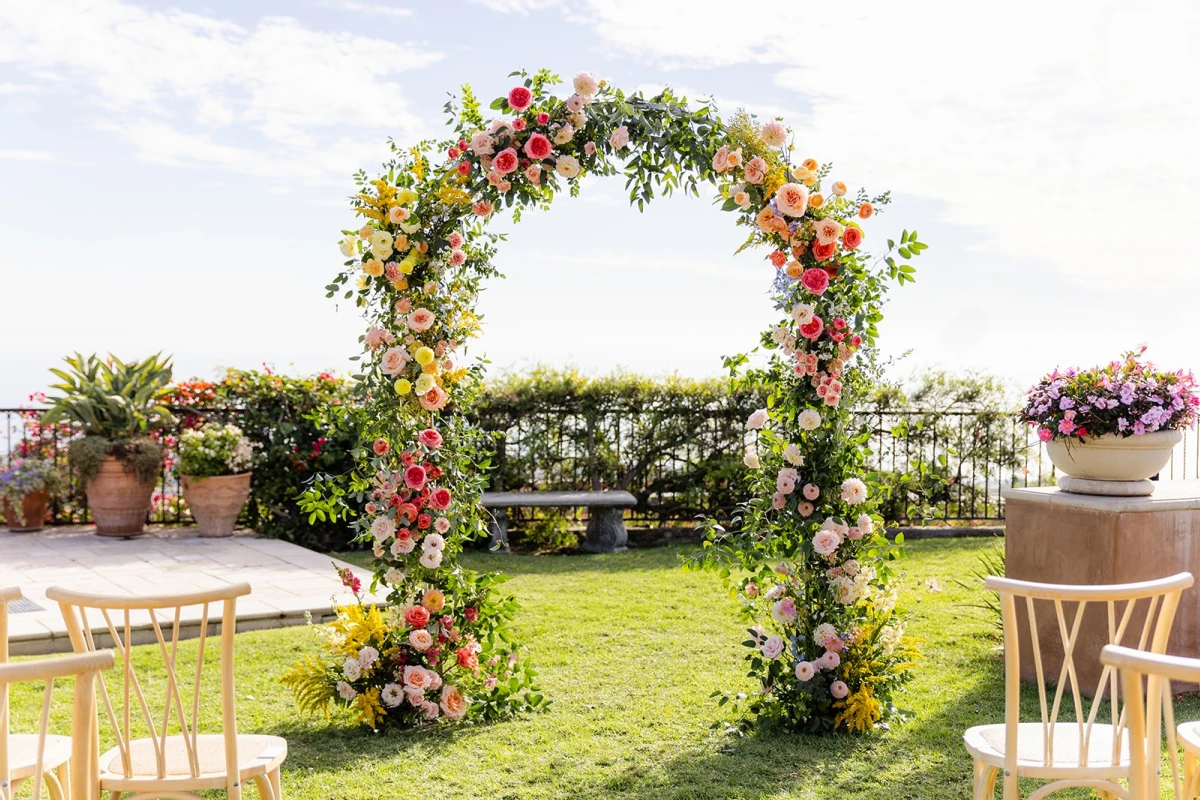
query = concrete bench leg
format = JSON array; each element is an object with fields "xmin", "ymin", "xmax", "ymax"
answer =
[
  {"xmin": 487, "ymin": 507, "xmax": 510, "ymax": 554},
  {"xmin": 582, "ymin": 506, "xmax": 627, "ymax": 553}
]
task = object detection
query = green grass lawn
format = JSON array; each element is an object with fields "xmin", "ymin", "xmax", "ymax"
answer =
[{"xmin": 10, "ymin": 537, "xmax": 1189, "ymax": 799}]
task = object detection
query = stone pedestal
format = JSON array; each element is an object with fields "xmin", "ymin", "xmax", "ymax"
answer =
[
  {"xmin": 582, "ymin": 506, "xmax": 628, "ymax": 553},
  {"xmin": 1003, "ymin": 481, "xmax": 1200, "ymax": 694}
]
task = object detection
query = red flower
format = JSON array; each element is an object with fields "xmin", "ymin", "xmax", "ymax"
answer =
[
  {"xmin": 456, "ymin": 161, "xmax": 471, "ymax": 176},
  {"xmin": 522, "ymin": 133, "xmax": 552, "ymax": 161},
  {"xmin": 508, "ymin": 86, "xmax": 533, "ymax": 111},
  {"xmin": 463, "ymin": 606, "xmax": 479, "ymax": 623},
  {"xmin": 458, "ymin": 138, "xmax": 468, "ymax": 150},
  {"xmin": 799, "ymin": 316, "xmax": 825, "ymax": 341},
  {"xmin": 447, "ymin": 147, "xmax": 460, "ymax": 159},
  {"xmin": 419, "ymin": 428, "xmax": 444, "ymax": 449},
  {"xmin": 842, "ymin": 226, "xmax": 864, "ymax": 250},
  {"xmin": 417, "ymin": 513, "xmax": 432, "ymax": 530},
  {"xmin": 536, "ymin": 111, "xmax": 550, "ymax": 125},
  {"xmin": 397, "ymin": 502, "xmax": 419, "ymax": 523},
  {"xmin": 512, "ymin": 118, "xmax": 527, "ymax": 131},
  {"xmin": 769, "ymin": 250, "xmax": 787, "ymax": 268},
  {"xmin": 812, "ymin": 240, "xmax": 837, "ymax": 261},
  {"xmin": 372, "ymin": 438, "xmax": 389, "ymax": 455},
  {"xmin": 800, "ymin": 268, "xmax": 830, "ymax": 295},
  {"xmin": 404, "ymin": 464, "xmax": 427, "ymax": 490},
  {"xmin": 405, "ymin": 605, "xmax": 430, "ymax": 628},
  {"xmin": 850, "ymin": 334, "xmax": 863, "ymax": 348},
  {"xmin": 428, "ymin": 466, "xmax": 443, "ymax": 480},
  {"xmin": 456, "ymin": 647, "xmax": 479, "ymax": 670}
]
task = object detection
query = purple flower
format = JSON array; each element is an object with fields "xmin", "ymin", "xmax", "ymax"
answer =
[
  {"xmin": 1059, "ymin": 396, "xmax": 1075, "ymax": 410},
  {"xmin": 1133, "ymin": 421, "xmax": 1146, "ymax": 435},
  {"xmin": 1118, "ymin": 417, "xmax": 1129, "ymax": 431}
]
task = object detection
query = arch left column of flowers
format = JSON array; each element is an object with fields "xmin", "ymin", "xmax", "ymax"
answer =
[{"xmin": 285, "ymin": 70, "xmax": 732, "ymax": 729}]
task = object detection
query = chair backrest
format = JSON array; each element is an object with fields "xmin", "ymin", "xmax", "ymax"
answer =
[
  {"xmin": 985, "ymin": 572, "xmax": 1194, "ymax": 775},
  {"xmin": 0, "ymin": 650, "xmax": 116, "ymax": 800},
  {"xmin": 1101, "ymin": 644, "xmax": 1200, "ymax": 800},
  {"xmin": 45, "ymin": 583, "xmax": 251, "ymax": 793}
]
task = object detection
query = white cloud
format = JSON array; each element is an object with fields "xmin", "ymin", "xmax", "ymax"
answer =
[
  {"xmin": 0, "ymin": 0, "xmax": 441, "ymax": 181},
  {"xmin": 470, "ymin": 0, "xmax": 560, "ymax": 13},
  {"xmin": 0, "ymin": 148, "xmax": 55, "ymax": 161},
  {"xmin": 320, "ymin": 1, "xmax": 414, "ymax": 17},
  {"xmin": 573, "ymin": 0, "xmax": 1200, "ymax": 294},
  {"xmin": 0, "ymin": 82, "xmax": 38, "ymax": 95}
]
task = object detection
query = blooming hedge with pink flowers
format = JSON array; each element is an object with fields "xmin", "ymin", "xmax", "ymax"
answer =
[{"xmin": 291, "ymin": 68, "xmax": 927, "ymax": 731}]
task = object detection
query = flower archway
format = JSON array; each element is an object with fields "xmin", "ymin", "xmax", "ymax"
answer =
[{"xmin": 288, "ymin": 69, "xmax": 928, "ymax": 733}]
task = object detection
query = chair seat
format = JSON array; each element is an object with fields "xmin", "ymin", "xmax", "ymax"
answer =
[
  {"xmin": 1179, "ymin": 720, "xmax": 1200, "ymax": 753},
  {"xmin": 99, "ymin": 733, "xmax": 287, "ymax": 790},
  {"xmin": 964, "ymin": 722, "xmax": 1130, "ymax": 778},
  {"xmin": 7, "ymin": 733, "xmax": 72, "ymax": 780}
]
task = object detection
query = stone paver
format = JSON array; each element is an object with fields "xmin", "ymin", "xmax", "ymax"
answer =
[{"xmin": 0, "ymin": 525, "xmax": 383, "ymax": 655}]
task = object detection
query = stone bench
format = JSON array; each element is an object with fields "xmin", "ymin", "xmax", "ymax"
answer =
[{"xmin": 480, "ymin": 490, "xmax": 637, "ymax": 554}]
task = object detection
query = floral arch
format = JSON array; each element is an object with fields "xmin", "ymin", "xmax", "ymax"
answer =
[{"xmin": 287, "ymin": 69, "xmax": 928, "ymax": 733}]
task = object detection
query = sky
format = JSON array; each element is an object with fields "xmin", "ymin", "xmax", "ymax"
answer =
[{"xmin": 2, "ymin": 0, "xmax": 1198, "ymax": 408}]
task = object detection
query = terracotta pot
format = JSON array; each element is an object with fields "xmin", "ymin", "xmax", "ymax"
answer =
[
  {"xmin": 2, "ymin": 489, "xmax": 49, "ymax": 532},
  {"xmin": 181, "ymin": 472, "xmax": 251, "ymax": 538},
  {"xmin": 1046, "ymin": 430, "xmax": 1182, "ymax": 482},
  {"xmin": 86, "ymin": 456, "xmax": 155, "ymax": 536}
]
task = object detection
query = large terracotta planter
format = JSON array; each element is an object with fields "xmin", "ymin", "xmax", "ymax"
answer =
[
  {"xmin": 1046, "ymin": 430, "xmax": 1182, "ymax": 481},
  {"xmin": 2, "ymin": 489, "xmax": 49, "ymax": 532},
  {"xmin": 86, "ymin": 456, "xmax": 156, "ymax": 536},
  {"xmin": 181, "ymin": 472, "xmax": 251, "ymax": 538}
]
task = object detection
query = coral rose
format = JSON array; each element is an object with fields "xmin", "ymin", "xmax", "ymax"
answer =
[
  {"xmin": 842, "ymin": 226, "xmax": 863, "ymax": 250},
  {"xmin": 419, "ymin": 384, "xmax": 449, "ymax": 412},
  {"xmin": 774, "ymin": 183, "xmax": 810, "ymax": 217},
  {"xmin": 507, "ymin": 86, "xmax": 533, "ymax": 112},
  {"xmin": 405, "ymin": 605, "xmax": 431, "ymax": 628},
  {"xmin": 456, "ymin": 647, "xmax": 479, "ymax": 670},
  {"xmin": 372, "ymin": 438, "xmax": 389, "ymax": 456},
  {"xmin": 858, "ymin": 202, "xmax": 874, "ymax": 219},
  {"xmin": 422, "ymin": 589, "xmax": 445, "ymax": 612},
  {"xmin": 430, "ymin": 487, "xmax": 452, "ymax": 511},
  {"xmin": 812, "ymin": 240, "xmax": 837, "ymax": 261},
  {"xmin": 523, "ymin": 133, "xmax": 552, "ymax": 161},
  {"xmin": 419, "ymin": 428, "xmax": 443, "ymax": 449}
]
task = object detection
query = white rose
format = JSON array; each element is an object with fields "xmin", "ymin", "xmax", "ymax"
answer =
[
  {"xmin": 552, "ymin": 124, "xmax": 575, "ymax": 146},
  {"xmin": 555, "ymin": 155, "xmax": 581, "ymax": 178},
  {"xmin": 797, "ymin": 410, "xmax": 821, "ymax": 431},
  {"xmin": 371, "ymin": 516, "xmax": 395, "ymax": 542},
  {"xmin": 746, "ymin": 408, "xmax": 769, "ymax": 430},
  {"xmin": 419, "ymin": 550, "xmax": 443, "ymax": 569},
  {"xmin": 760, "ymin": 635, "xmax": 785, "ymax": 660},
  {"xmin": 342, "ymin": 657, "xmax": 362, "ymax": 681},
  {"xmin": 338, "ymin": 237, "xmax": 357, "ymax": 257},
  {"xmin": 783, "ymin": 444, "xmax": 805, "ymax": 466},
  {"xmin": 572, "ymin": 71, "xmax": 599, "ymax": 99},
  {"xmin": 743, "ymin": 449, "xmax": 761, "ymax": 469}
]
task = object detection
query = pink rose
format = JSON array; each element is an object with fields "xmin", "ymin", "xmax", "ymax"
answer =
[
  {"xmin": 408, "ymin": 629, "xmax": 433, "ymax": 650},
  {"xmin": 772, "ymin": 492, "xmax": 786, "ymax": 510},
  {"xmin": 812, "ymin": 529, "xmax": 841, "ymax": 557},
  {"xmin": 830, "ymin": 680, "xmax": 849, "ymax": 699},
  {"xmin": 799, "ymin": 316, "xmax": 824, "ymax": 341},
  {"xmin": 745, "ymin": 155, "xmax": 767, "ymax": 185},
  {"xmin": 608, "ymin": 125, "xmax": 630, "ymax": 151},
  {"xmin": 771, "ymin": 597, "xmax": 798, "ymax": 624},
  {"xmin": 419, "ymin": 385, "xmax": 449, "ymax": 412},
  {"xmin": 404, "ymin": 465, "xmax": 427, "ymax": 490},
  {"xmin": 584, "ymin": 141, "xmax": 596, "ymax": 156},
  {"xmin": 712, "ymin": 144, "xmax": 731, "ymax": 173},
  {"xmin": 511, "ymin": 118, "xmax": 526, "ymax": 131},
  {"xmin": 492, "ymin": 147, "xmax": 519, "ymax": 174},
  {"xmin": 365, "ymin": 326, "xmax": 393, "ymax": 351},
  {"xmin": 800, "ymin": 268, "xmax": 830, "ymax": 295},
  {"xmin": 380, "ymin": 346, "xmax": 410, "ymax": 377},
  {"xmin": 419, "ymin": 429, "xmax": 443, "ymax": 449},
  {"xmin": 430, "ymin": 487, "xmax": 452, "ymax": 510},
  {"xmin": 507, "ymin": 86, "xmax": 532, "ymax": 112},
  {"xmin": 798, "ymin": 501, "xmax": 814, "ymax": 517},
  {"xmin": 566, "ymin": 93, "xmax": 584, "ymax": 113},
  {"xmin": 760, "ymin": 635, "xmax": 785, "ymax": 660},
  {"xmin": 536, "ymin": 112, "xmax": 550, "ymax": 125},
  {"xmin": 524, "ymin": 164, "xmax": 541, "ymax": 185},
  {"xmin": 395, "ymin": 297, "xmax": 412, "ymax": 314},
  {"xmin": 523, "ymin": 133, "xmax": 552, "ymax": 161}
]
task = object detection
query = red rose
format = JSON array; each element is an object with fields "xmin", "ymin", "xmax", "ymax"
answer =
[
  {"xmin": 417, "ymin": 514, "xmax": 432, "ymax": 530},
  {"xmin": 405, "ymin": 605, "xmax": 430, "ymax": 628},
  {"xmin": 522, "ymin": 133, "xmax": 552, "ymax": 161},
  {"xmin": 430, "ymin": 487, "xmax": 452, "ymax": 510},
  {"xmin": 492, "ymin": 147, "xmax": 518, "ymax": 175},
  {"xmin": 456, "ymin": 647, "xmax": 479, "ymax": 670},
  {"xmin": 508, "ymin": 86, "xmax": 533, "ymax": 111},
  {"xmin": 401, "ymin": 452, "xmax": 415, "ymax": 467},
  {"xmin": 372, "ymin": 438, "xmax": 389, "ymax": 456},
  {"xmin": 800, "ymin": 268, "xmax": 830, "ymax": 295},
  {"xmin": 536, "ymin": 112, "xmax": 550, "ymax": 125},
  {"xmin": 769, "ymin": 250, "xmax": 787, "ymax": 268},
  {"xmin": 456, "ymin": 161, "xmax": 471, "ymax": 176},
  {"xmin": 850, "ymin": 334, "xmax": 863, "ymax": 348},
  {"xmin": 447, "ymin": 147, "xmax": 459, "ymax": 159},
  {"xmin": 404, "ymin": 464, "xmax": 427, "ymax": 490},
  {"xmin": 842, "ymin": 226, "xmax": 863, "ymax": 250},
  {"xmin": 512, "ymin": 118, "xmax": 526, "ymax": 131},
  {"xmin": 463, "ymin": 606, "xmax": 478, "ymax": 623},
  {"xmin": 812, "ymin": 240, "xmax": 837, "ymax": 261},
  {"xmin": 428, "ymin": 466, "xmax": 443, "ymax": 480},
  {"xmin": 419, "ymin": 428, "xmax": 443, "ymax": 449},
  {"xmin": 799, "ymin": 316, "xmax": 825, "ymax": 341}
]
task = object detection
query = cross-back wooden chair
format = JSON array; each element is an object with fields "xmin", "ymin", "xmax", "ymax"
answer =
[
  {"xmin": 964, "ymin": 572, "xmax": 1194, "ymax": 800},
  {"xmin": 1101, "ymin": 644, "xmax": 1200, "ymax": 800},
  {"xmin": 1, "ymin": 649, "xmax": 115, "ymax": 800},
  {"xmin": 45, "ymin": 583, "xmax": 287, "ymax": 800},
  {"xmin": 3, "ymin": 586, "xmax": 79, "ymax": 800}
]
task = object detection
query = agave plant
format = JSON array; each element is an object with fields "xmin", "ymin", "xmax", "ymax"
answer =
[{"xmin": 43, "ymin": 353, "xmax": 176, "ymax": 439}]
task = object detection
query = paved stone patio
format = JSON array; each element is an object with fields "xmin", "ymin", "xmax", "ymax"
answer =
[{"xmin": 0, "ymin": 526, "xmax": 384, "ymax": 655}]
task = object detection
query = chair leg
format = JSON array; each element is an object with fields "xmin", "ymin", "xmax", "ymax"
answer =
[
  {"xmin": 253, "ymin": 775, "xmax": 274, "ymax": 800},
  {"xmin": 973, "ymin": 761, "xmax": 1000, "ymax": 800},
  {"xmin": 269, "ymin": 767, "xmax": 282, "ymax": 800},
  {"xmin": 1001, "ymin": 769, "xmax": 1019, "ymax": 800},
  {"xmin": 1188, "ymin": 753, "xmax": 1199, "ymax": 800},
  {"xmin": 45, "ymin": 771, "xmax": 65, "ymax": 800},
  {"xmin": 56, "ymin": 762, "xmax": 70, "ymax": 800}
]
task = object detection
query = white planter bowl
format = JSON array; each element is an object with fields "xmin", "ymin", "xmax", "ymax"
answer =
[{"xmin": 1045, "ymin": 430, "xmax": 1182, "ymax": 481}]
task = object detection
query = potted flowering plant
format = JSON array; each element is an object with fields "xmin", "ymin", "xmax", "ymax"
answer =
[
  {"xmin": 42, "ymin": 353, "xmax": 175, "ymax": 536},
  {"xmin": 179, "ymin": 423, "xmax": 254, "ymax": 537},
  {"xmin": 0, "ymin": 458, "xmax": 63, "ymax": 532},
  {"xmin": 1020, "ymin": 347, "xmax": 1199, "ymax": 494}
]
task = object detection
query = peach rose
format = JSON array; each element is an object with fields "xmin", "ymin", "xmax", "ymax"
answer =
[
  {"xmin": 814, "ymin": 218, "xmax": 843, "ymax": 245},
  {"xmin": 712, "ymin": 144, "xmax": 731, "ymax": 173},
  {"xmin": 831, "ymin": 181, "xmax": 847, "ymax": 197},
  {"xmin": 422, "ymin": 589, "xmax": 445, "ymax": 612},
  {"xmin": 419, "ymin": 384, "xmax": 449, "ymax": 412},
  {"xmin": 380, "ymin": 346, "xmax": 410, "ymax": 377},
  {"xmin": 726, "ymin": 149, "xmax": 743, "ymax": 169},
  {"xmin": 801, "ymin": 158, "xmax": 818, "ymax": 171},
  {"xmin": 409, "ymin": 629, "xmax": 433, "ymax": 650},
  {"xmin": 440, "ymin": 684, "xmax": 468, "ymax": 720},
  {"xmin": 774, "ymin": 183, "xmax": 810, "ymax": 217},
  {"xmin": 407, "ymin": 308, "xmax": 435, "ymax": 332},
  {"xmin": 744, "ymin": 156, "xmax": 767, "ymax": 185},
  {"xmin": 858, "ymin": 202, "xmax": 874, "ymax": 219}
]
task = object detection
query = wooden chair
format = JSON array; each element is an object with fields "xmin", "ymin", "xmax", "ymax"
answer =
[
  {"xmin": 3, "ymin": 586, "xmax": 78, "ymax": 800},
  {"xmin": 45, "ymin": 583, "xmax": 287, "ymax": 800},
  {"xmin": 1101, "ymin": 644, "xmax": 1200, "ymax": 799},
  {"xmin": 964, "ymin": 572, "xmax": 1194, "ymax": 799},
  {"xmin": 1, "ymin": 649, "xmax": 116, "ymax": 800}
]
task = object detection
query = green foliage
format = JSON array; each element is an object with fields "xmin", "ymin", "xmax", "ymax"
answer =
[
  {"xmin": 178, "ymin": 423, "xmax": 253, "ymax": 479},
  {"xmin": 67, "ymin": 435, "xmax": 164, "ymax": 484},
  {"xmin": 43, "ymin": 353, "xmax": 175, "ymax": 440},
  {"xmin": 951, "ymin": 538, "xmax": 1006, "ymax": 633},
  {"xmin": 520, "ymin": 508, "xmax": 578, "ymax": 551}
]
